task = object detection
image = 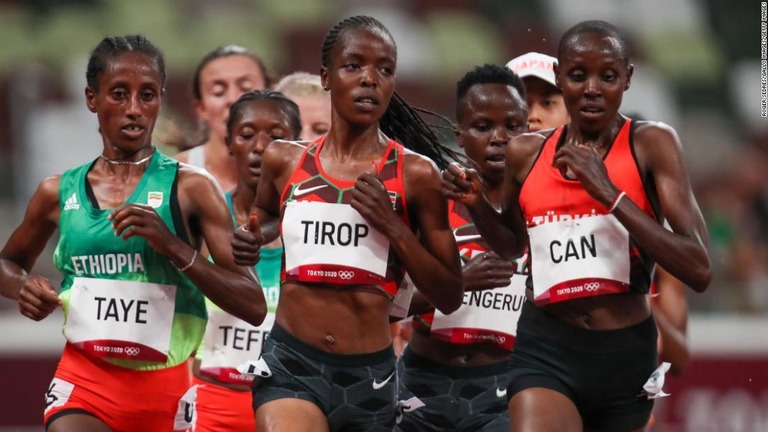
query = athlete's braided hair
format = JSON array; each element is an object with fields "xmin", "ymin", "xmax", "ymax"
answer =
[
  {"xmin": 558, "ymin": 20, "xmax": 629, "ymax": 66},
  {"xmin": 227, "ymin": 90, "xmax": 302, "ymax": 140},
  {"xmin": 455, "ymin": 64, "xmax": 526, "ymax": 120},
  {"xmin": 86, "ymin": 35, "xmax": 165, "ymax": 90},
  {"xmin": 320, "ymin": 15, "xmax": 462, "ymax": 169}
]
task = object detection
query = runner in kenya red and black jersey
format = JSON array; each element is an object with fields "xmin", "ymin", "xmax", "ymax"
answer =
[
  {"xmin": 230, "ymin": 15, "xmax": 464, "ymax": 431},
  {"xmin": 396, "ymin": 64, "xmax": 529, "ymax": 432}
]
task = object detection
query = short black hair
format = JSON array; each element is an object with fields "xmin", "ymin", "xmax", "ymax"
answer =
[
  {"xmin": 455, "ymin": 64, "xmax": 526, "ymax": 119},
  {"xmin": 558, "ymin": 20, "xmax": 629, "ymax": 66}
]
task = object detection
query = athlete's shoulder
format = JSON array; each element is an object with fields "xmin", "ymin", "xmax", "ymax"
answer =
[
  {"xmin": 511, "ymin": 129, "xmax": 552, "ymax": 149},
  {"xmin": 631, "ymin": 120, "xmax": 685, "ymax": 165},
  {"xmin": 176, "ymin": 159, "xmax": 213, "ymax": 179},
  {"xmin": 509, "ymin": 130, "xmax": 549, "ymax": 171},
  {"xmin": 24, "ymin": 174, "xmax": 63, "ymax": 225},
  {"xmin": 400, "ymin": 149, "xmax": 441, "ymax": 179},
  {"xmin": 632, "ymin": 120, "xmax": 681, "ymax": 148},
  {"xmin": 173, "ymin": 162, "xmax": 229, "ymax": 218},
  {"xmin": 629, "ymin": 120, "xmax": 685, "ymax": 177},
  {"xmin": 37, "ymin": 174, "xmax": 63, "ymax": 202},
  {"xmin": 176, "ymin": 161, "xmax": 221, "ymax": 194},
  {"xmin": 263, "ymin": 139, "xmax": 307, "ymax": 176}
]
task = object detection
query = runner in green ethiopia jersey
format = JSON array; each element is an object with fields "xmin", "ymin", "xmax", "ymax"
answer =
[{"xmin": 0, "ymin": 35, "xmax": 265, "ymax": 432}]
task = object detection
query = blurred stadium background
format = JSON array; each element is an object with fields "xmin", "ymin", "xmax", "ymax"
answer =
[{"xmin": 0, "ymin": 0, "xmax": 765, "ymax": 430}]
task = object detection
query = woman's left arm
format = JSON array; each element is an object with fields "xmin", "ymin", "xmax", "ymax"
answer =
[
  {"xmin": 614, "ymin": 122, "xmax": 712, "ymax": 292},
  {"xmin": 351, "ymin": 154, "xmax": 463, "ymax": 314}
]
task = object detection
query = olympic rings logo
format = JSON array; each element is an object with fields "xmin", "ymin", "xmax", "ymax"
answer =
[
  {"xmin": 584, "ymin": 282, "xmax": 600, "ymax": 292},
  {"xmin": 125, "ymin": 347, "xmax": 141, "ymax": 356},
  {"xmin": 339, "ymin": 271, "xmax": 355, "ymax": 280}
]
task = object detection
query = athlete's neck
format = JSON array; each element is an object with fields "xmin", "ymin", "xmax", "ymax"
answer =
[
  {"xmin": 98, "ymin": 144, "xmax": 155, "ymax": 176},
  {"xmin": 566, "ymin": 116, "xmax": 625, "ymax": 150},
  {"xmin": 324, "ymin": 124, "xmax": 387, "ymax": 162}
]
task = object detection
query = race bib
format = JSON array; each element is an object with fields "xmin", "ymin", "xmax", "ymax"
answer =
[
  {"xmin": 528, "ymin": 214, "xmax": 630, "ymax": 304},
  {"xmin": 431, "ymin": 275, "xmax": 526, "ymax": 350},
  {"xmin": 198, "ymin": 310, "xmax": 275, "ymax": 385},
  {"xmin": 282, "ymin": 201, "xmax": 389, "ymax": 285},
  {"xmin": 174, "ymin": 384, "xmax": 197, "ymax": 431},
  {"xmin": 64, "ymin": 277, "xmax": 176, "ymax": 362}
]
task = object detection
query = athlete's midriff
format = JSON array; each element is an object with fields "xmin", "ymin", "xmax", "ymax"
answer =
[
  {"xmin": 533, "ymin": 289, "xmax": 651, "ymax": 330},
  {"xmin": 274, "ymin": 282, "xmax": 395, "ymax": 354}
]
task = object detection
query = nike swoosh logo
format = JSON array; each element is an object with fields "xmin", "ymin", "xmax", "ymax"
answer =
[
  {"xmin": 496, "ymin": 387, "xmax": 507, "ymax": 398},
  {"xmin": 293, "ymin": 184, "xmax": 327, "ymax": 197},
  {"xmin": 454, "ymin": 233, "xmax": 483, "ymax": 243},
  {"xmin": 372, "ymin": 370, "xmax": 396, "ymax": 390}
]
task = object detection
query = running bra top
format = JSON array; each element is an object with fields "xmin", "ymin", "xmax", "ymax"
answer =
[
  {"xmin": 518, "ymin": 120, "xmax": 657, "ymax": 295},
  {"xmin": 279, "ymin": 136, "xmax": 410, "ymax": 299}
]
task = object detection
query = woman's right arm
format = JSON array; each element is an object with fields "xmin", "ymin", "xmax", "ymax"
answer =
[{"xmin": 0, "ymin": 176, "xmax": 62, "ymax": 320}]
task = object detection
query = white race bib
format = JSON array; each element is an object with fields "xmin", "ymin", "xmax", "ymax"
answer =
[
  {"xmin": 431, "ymin": 275, "xmax": 526, "ymax": 350},
  {"xmin": 174, "ymin": 384, "xmax": 197, "ymax": 431},
  {"xmin": 198, "ymin": 310, "xmax": 275, "ymax": 385},
  {"xmin": 44, "ymin": 378, "xmax": 75, "ymax": 414},
  {"xmin": 64, "ymin": 277, "xmax": 176, "ymax": 362},
  {"xmin": 282, "ymin": 201, "xmax": 390, "ymax": 285},
  {"xmin": 528, "ymin": 214, "xmax": 630, "ymax": 304}
]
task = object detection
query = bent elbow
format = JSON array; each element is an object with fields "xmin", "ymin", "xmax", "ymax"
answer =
[
  {"xmin": 434, "ymin": 279, "xmax": 464, "ymax": 315},
  {"xmin": 690, "ymin": 260, "xmax": 713, "ymax": 293},
  {"xmin": 690, "ymin": 276, "xmax": 711, "ymax": 294},
  {"xmin": 436, "ymin": 301, "xmax": 460, "ymax": 315},
  {"xmin": 435, "ymin": 301, "xmax": 460, "ymax": 315},
  {"xmin": 496, "ymin": 242, "xmax": 526, "ymax": 262},
  {"xmin": 243, "ymin": 304, "xmax": 267, "ymax": 327}
]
